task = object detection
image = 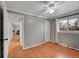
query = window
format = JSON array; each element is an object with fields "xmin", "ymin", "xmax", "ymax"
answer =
[
  {"xmin": 69, "ymin": 19, "xmax": 79, "ymax": 30},
  {"xmin": 58, "ymin": 18, "xmax": 79, "ymax": 31},
  {"xmin": 59, "ymin": 20, "xmax": 68, "ymax": 30}
]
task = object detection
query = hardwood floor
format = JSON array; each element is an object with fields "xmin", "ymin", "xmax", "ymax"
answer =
[{"xmin": 8, "ymin": 32, "xmax": 79, "ymax": 58}]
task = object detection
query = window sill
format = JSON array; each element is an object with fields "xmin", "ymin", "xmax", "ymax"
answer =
[{"xmin": 58, "ymin": 31, "xmax": 79, "ymax": 34}]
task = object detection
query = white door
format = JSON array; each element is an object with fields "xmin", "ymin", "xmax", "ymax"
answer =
[{"xmin": 0, "ymin": 1, "xmax": 11, "ymax": 58}]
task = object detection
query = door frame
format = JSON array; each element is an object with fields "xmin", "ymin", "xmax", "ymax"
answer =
[
  {"xmin": 19, "ymin": 15, "xmax": 24, "ymax": 46},
  {"xmin": 0, "ymin": 1, "xmax": 10, "ymax": 58},
  {"xmin": 8, "ymin": 12, "xmax": 24, "ymax": 47}
]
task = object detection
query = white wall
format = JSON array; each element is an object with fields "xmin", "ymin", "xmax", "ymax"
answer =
[
  {"xmin": 50, "ymin": 20, "xmax": 57, "ymax": 42},
  {"xmin": 24, "ymin": 15, "xmax": 47, "ymax": 48},
  {"xmin": 58, "ymin": 33, "xmax": 79, "ymax": 50},
  {"xmin": 45, "ymin": 20, "xmax": 50, "ymax": 42}
]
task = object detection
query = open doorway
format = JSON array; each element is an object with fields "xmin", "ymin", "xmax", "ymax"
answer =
[{"xmin": 8, "ymin": 13, "xmax": 24, "ymax": 48}]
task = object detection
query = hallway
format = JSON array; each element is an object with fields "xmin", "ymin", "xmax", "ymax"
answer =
[{"xmin": 8, "ymin": 32, "xmax": 79, "ymax": 58}]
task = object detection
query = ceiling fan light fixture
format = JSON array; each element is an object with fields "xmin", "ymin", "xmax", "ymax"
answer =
[{"xmin": 49, "ymin": 9, "xmax": 54, "ymax": 14}]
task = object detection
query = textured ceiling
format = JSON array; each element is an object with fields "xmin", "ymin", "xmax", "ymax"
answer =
[{"xmin": 5, "ymin": 1, "xmax": 79, "ymax": 19}]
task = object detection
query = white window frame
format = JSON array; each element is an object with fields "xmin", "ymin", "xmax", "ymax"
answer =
[{"xmin": 57, "ymin": 15, "xmax": 79, "ymax": 34}]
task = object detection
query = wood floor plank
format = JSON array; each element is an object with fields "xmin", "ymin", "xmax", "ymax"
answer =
[{"xmin": 8, "ymin": 33, "xmax": 79, "ymax": 58}]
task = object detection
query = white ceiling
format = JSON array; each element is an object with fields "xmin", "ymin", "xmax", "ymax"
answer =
[{"xmin": 5, "ymin": 1, "xmax": 79, "ymax": 19}]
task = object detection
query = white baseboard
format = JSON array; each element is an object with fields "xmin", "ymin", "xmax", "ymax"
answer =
[
  {"xmin": 23, "ymin": 42, "xmax": 47, "ymax": 49},
  {"xmin": 57, "ymin": 42, "xmax": 79, "ymax": 51},
  {"xmin": 49, "ymin": 40, "xmax": 79, "ymax": 51},
  {"xmin": 48, "ymin": 40, "xmax": 57, "ymax": 43},
  {"xmin": 67, "ymin": 45, "xmax": 79, "ymax": 51},
  {"xmin": 22, "ymin": 40, "xmax": 79, "ymax": 51},
  {"xmin": 57, "ymin": 42, "xmax": 68, "ymax": 47}
]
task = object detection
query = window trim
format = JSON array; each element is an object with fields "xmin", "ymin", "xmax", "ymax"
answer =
[
  {"xmin": 57, "ymin": 18, "xmax": 79, "ymax": 34},
  {"xmin": 58, "ymin": 31, "xmax": 79, "ymax": 34}
]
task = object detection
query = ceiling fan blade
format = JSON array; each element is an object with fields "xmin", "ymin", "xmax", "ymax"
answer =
[
  {"xmin": 48, "ymin": 1, "xmax": 65, "ymax": 9},
  {"xmin": 35, "ymin": 7, "xmax": 48, "ymax": 15},
  {"xmin": 39, "ymin": 1, "xmax": 50, "ymax": 5}
]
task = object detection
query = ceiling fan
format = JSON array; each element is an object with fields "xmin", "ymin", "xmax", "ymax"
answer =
[{"xmin": 37, "ymin": 1, "xmax": 65, "ymax": 14}]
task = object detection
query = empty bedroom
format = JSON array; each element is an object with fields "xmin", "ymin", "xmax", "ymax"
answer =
[{"xmin": 0, "ymin": 0, "xmax": 79, "ymax": 58}]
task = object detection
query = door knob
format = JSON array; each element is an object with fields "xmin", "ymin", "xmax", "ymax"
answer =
[{"xmin": 4, "ymin": 38, "xmax": 8, "ymax": 41}]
